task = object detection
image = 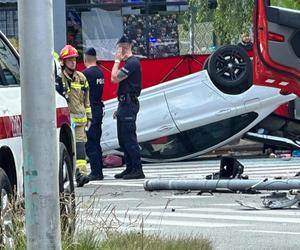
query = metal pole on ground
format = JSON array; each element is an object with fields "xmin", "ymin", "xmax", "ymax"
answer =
[
  {"xmin": 18, "ymin": 0, "xmax": 62, "ymax": 249},
  {"xmin": 144, "ymin": 178, "xmax": 300, "ymax": 192}
]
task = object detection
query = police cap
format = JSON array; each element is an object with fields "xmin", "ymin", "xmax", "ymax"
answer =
[
  {"xmin": 117, "ymin": 35, "xmax": 132, "ymax": 45},
  {"xmin": 84, "ymin": 47, "xmax": 96, "ymax": 56}
]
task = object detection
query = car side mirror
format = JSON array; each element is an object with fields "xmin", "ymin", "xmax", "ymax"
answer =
[{"xmin": 208, "ymin": 0, "xmax": 218, "ymax": 9}]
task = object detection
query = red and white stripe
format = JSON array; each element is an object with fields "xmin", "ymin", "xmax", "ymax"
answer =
[{"xmin": 0, "ymin": 107, "xmax": 70, "ymax": 140}]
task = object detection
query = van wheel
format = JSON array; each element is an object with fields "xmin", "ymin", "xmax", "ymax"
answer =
[
  {"xmin": 207, "ymin": 45, "xmax": 252, "ymax": 95},
  {"xmin": 0, "ymin": 168, "xmax": 13, "ymax": 248},
  {"xmin": 59, "ymin": 142, "xmax": 75, "ymax": 236}
]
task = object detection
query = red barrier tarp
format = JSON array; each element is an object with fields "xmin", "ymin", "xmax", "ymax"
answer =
[{"xmin": 77, "ymin": 54, "xmax": 209, "ymax": 101}]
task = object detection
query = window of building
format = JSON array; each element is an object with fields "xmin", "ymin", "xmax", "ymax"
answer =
[
  {"xmin": 0, "ymin": 10, "xmax": 18, "ymax": 40},
  {"xmin": 66, "ymin": 0, "xmax": 187, "ymax": 60}
]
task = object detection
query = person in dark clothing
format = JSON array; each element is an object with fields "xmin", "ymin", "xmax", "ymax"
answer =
[
  {"xmin": 111, "ymin": 35, "xmax": 145, "ymax": 180},
  {"xmin": 238, "ymin": 32, "xmax": 253, "ymax": 51},
  {"xmin": 82, "ymin": 47, "xmax": 105, "ymax": 181}
]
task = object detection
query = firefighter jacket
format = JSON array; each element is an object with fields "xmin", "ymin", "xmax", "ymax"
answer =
[{"xmin": 60, "ymin": 70, "xmax": 92, "ymax": 126}]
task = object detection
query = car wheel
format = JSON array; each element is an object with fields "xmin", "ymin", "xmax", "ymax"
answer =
[
  {"xmin": 207, "ymin": 45, "xmax": 252, "ymax": 95},
  {"xmin": 0, "ymin": 168, "xmax": 13, "ymax": 248},
  {"xmin": 59, "ymin": 142, "xmax": 75, "ymax": 236}
]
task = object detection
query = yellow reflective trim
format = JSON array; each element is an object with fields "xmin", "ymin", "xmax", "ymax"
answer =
[
  {"xmin": 53, "ymin": 51, "xmax": 59, "ymax": 61},
  {"xmin": 85, "ymin": 107, "xmax": 91, "ymax": 113},
  {"xmin": 71, "ymin": 82, "xmax": 82, "ymax": 89},
  {"xmin": 76, "ymin": 160, "xmax": 87, "ymax": 166},
  {"xmin": 84, "ymin": 81, "xmax": 89, "ymax": 88},
  {"xmin": 71, "ymin": 117, "xmax": 87, "ymax": 124}
]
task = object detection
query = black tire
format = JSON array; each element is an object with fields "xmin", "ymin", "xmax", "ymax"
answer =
[
  {"xmin": 207, "ymin": 45, "xmax": 252, "ymax": 95},
  {"xmin": 0, "ymin": 168, "xmax": 13, "ymax": 248},
  {"xmin": 59, "ymin": 142, "xmax": 75, "ymax": 236}
]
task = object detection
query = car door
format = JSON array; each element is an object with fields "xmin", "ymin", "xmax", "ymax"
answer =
[
  {"xmin": 0, "ymin": 32, "xmax": 23, "ymax": 190},
  {"xmin": 101, "ymin": 91, "xmax": 180, "ymax": 152},
  {"xmin": 253, "ymin": 0, "xmax": 300, "ymax": 95},
  {"xmin": 165, "ymin": 72, "xmax": 236, "ymax": 131}
]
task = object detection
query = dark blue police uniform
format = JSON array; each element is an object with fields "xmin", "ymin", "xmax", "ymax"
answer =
[
  {"xmin": 82, "ymin": 51, "xmax": 104, "ymax": 179},
  {"xmin": 116, "ymin": 55, "xmax": 144, "ymax": 179}
]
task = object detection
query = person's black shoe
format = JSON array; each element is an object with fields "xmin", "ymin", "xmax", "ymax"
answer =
[
  {"xmin": 123, "ymin": 169, "xmax": 145, "ymax": 180},
  {"xmin": 114, "ymin": 168, "xmax": 132, "ymax": 179},
  {"xmin": 88, "ymin": 174, "xmax": 104, "ymax": 181},
  {"xmin": 76, "ymin": 175, "xmax": 90, "ymax": 187},
  {"xmin": 75, "ymin": 168, "xmax": 82, "ymax": 181}
]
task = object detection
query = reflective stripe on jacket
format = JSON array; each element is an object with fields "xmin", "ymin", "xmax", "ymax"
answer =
[
  {"xmin": 71, "ymin": 113, "xmax": 88, "ymax": 125},
  {"xmin": 61, "ymin": 70, "xmax": 92, "ymax": 125}
]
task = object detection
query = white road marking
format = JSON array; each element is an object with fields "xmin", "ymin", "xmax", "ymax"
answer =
[
  {"xmin": 179, "ymin": 207, "xmax": 300, "ymax": 216},
  {"xmin": 136, "ymin": 206, "xmax": 185, "ymax": 209},
  {"xmin": 133, "ymin": 218, "xmax": 249, "ymax": 228},
  {"xmin": 93, "ymin": 198, "xmax": 143, "ymax": 202},
  {"xmin": 141, "ymin": 166, "xmax": 300, "ymax": 173},
  {"xmin": 113, "ymin": 210, "xmax": 300, "ymax": 224},
  {"xmin": 212, "ymin": 203, "xmax": 240, "ymax": 207},
  {"xmin": 162, "ymin": 195, "xmax": 213, "ymax": 199},
  {"xmin": 240, "ymin": 230, "xmax": 300, "ymax": 235},
  {"xmin": 87, "ymin": 182, "xmax": 142, "ymax": 187}
]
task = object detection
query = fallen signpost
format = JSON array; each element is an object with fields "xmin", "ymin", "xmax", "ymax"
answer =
[
  {"xmin": 144, "ymin": 178, "xmax": 300, "ymax": 209},
  {"xmin": 143, "ymin": 178, "xmax": 300, "ymax": 192}
]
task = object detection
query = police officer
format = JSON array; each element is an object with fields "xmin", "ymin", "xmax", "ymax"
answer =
[
  {"xmin": 82, "ymin": 47, "xmax": 105, "ymax": 181},
  {"xmin": 111, "ymin": 35, "xmax": 145, "ymax": 179},
  {"xmin": 58, "ymin": 45, "xmax": 91, "ymax": 187}
]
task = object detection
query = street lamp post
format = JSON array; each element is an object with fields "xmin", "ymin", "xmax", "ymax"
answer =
[
  {"xmin": 188, "ymin": 6, "xmax": 196, "ymax": 55},
  {"xmin": 18, "ymin": 0, "xmax": 62, "ymax": 249}
]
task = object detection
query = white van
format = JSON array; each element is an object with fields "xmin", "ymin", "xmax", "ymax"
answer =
[{"xmin": 0, "ymin": 31, "xmax": 75, "ymax": 241}]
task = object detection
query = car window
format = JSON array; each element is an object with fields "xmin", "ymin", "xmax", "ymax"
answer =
[
  {"xmin": 139, "ymin": 112, "xmax": 258, "ymax": 160},
  {"xmin": 270, "ymin": 0, "xmax": 300, "ymax": 10},
  {"xmin": 0, "ymin": 37, "xmax": 20, "ymax": 86}
]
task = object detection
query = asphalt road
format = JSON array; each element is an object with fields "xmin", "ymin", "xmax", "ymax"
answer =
[{"xmin": 75, "ymin": 157, "xmax": 300, "ymax": 250}]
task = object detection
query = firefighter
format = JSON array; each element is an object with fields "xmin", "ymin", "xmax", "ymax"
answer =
[
  {"xmin": 111, "ymin": 35, "xmax": 145, "ymax": 179},
  {"xmin": 59, "ymin": 45, "xmax": 91, "ymax": 187}
]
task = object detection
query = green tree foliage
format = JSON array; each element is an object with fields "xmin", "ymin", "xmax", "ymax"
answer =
[{"xmin": 189, "ymin": 0, "xmax": 300, "ymax": 44}]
